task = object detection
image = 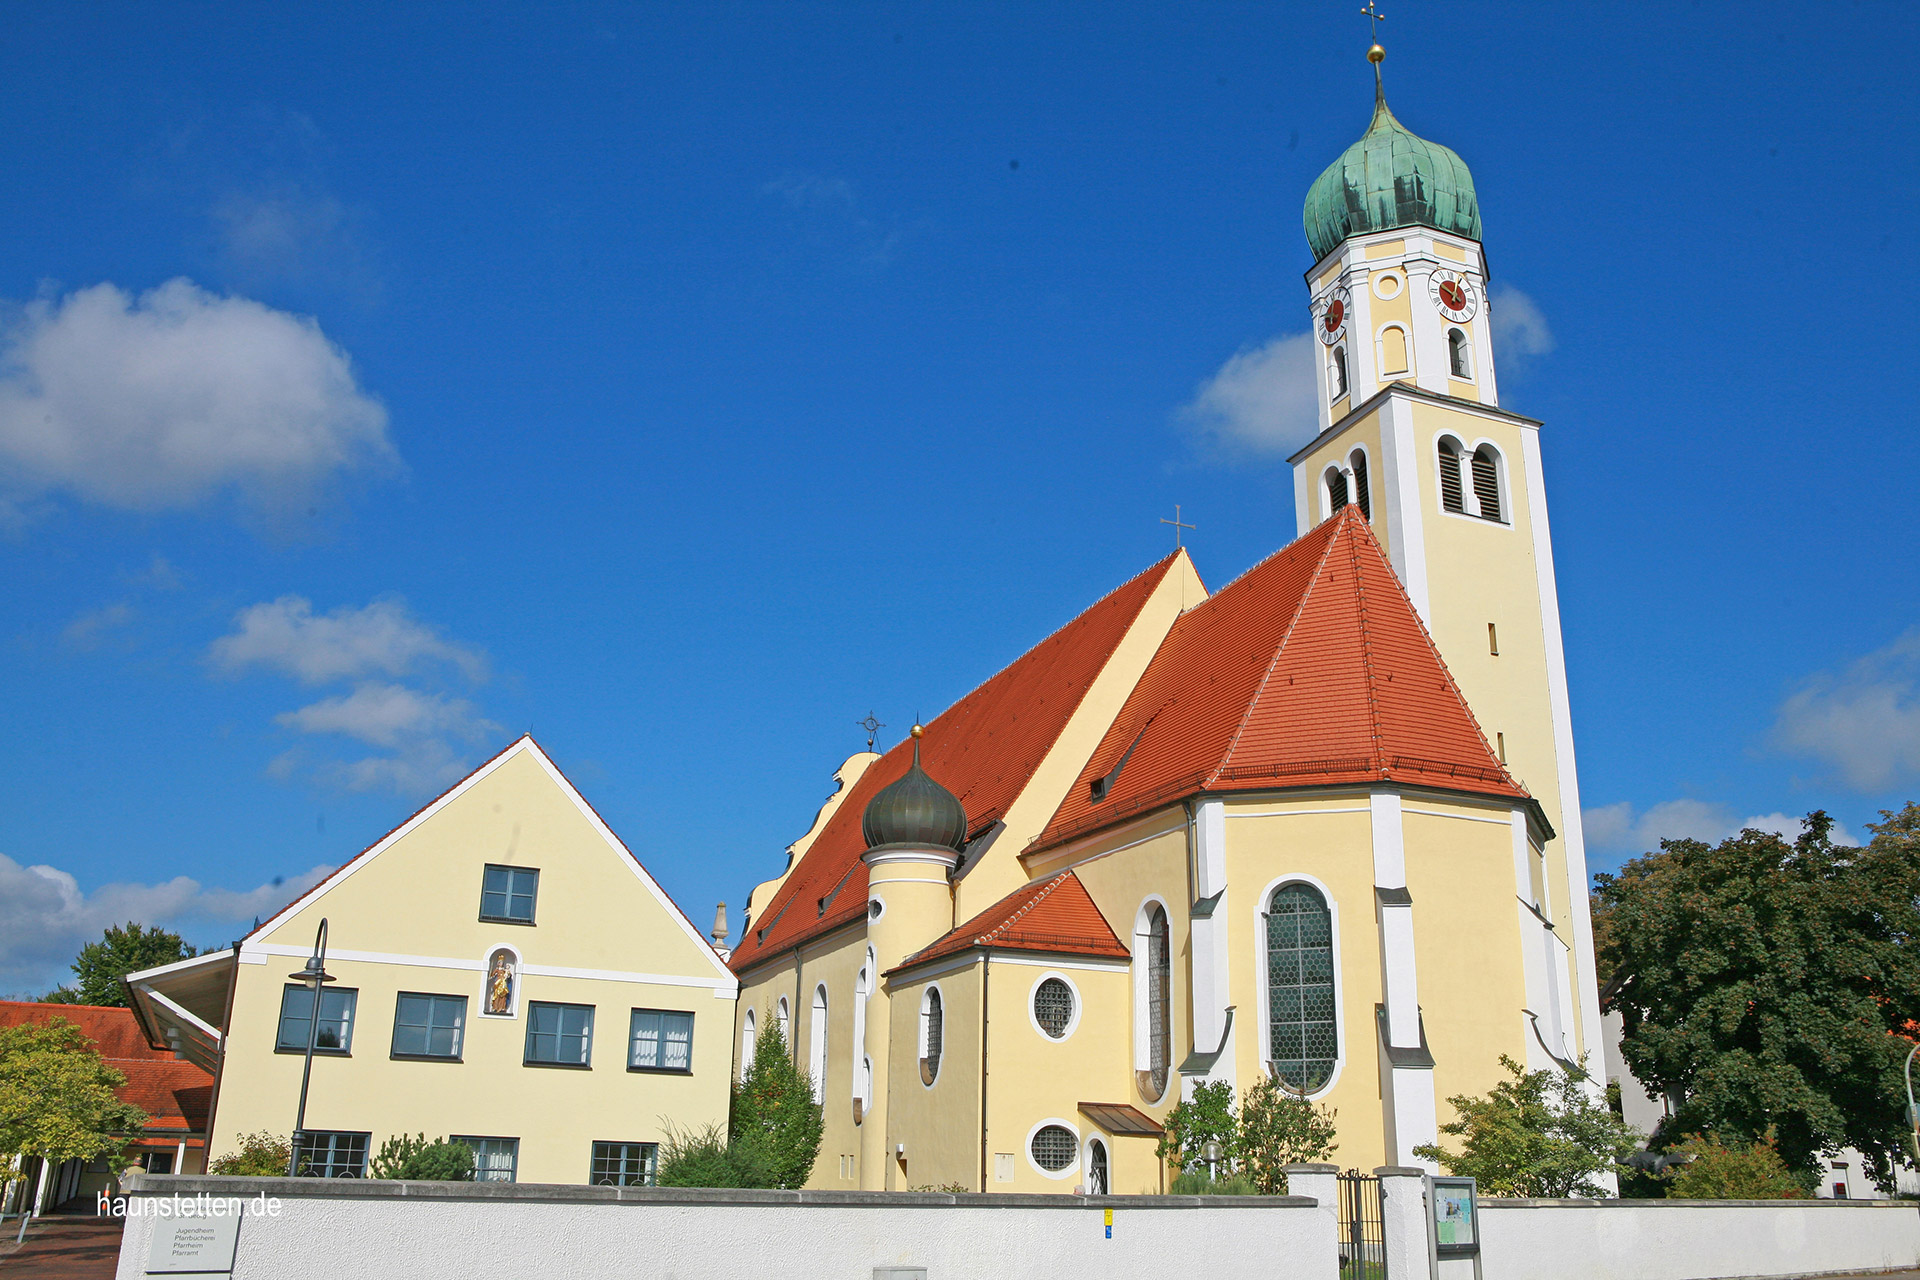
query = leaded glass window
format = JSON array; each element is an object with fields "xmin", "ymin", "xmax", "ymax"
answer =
[
  {"xmin": 1266, "ymin": 883, "xmax": 1336, "ymax": 1091},
  {"xmin": 1030, "ymin": 1125, "xmax": 1076, "ymax": 1172},
  {"xmin": 1033, "ymin": 978, "xmax": 1073, "ymax": 1039},
  {"xmin": 589, "ymin": 1141, "xmax": 656, "ymax": 1186},
  {"xmin": 1146, "ymin": 905, "xmax": 1171, "ymax": 1098},
  {"xmin": 920, "ymin": 988, "xmax": 943, "ymax": 1085}
]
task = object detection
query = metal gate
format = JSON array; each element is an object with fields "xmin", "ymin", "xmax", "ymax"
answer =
[{"xmin": 1336, "ymin": 1170, "xmax": 1387, "ymax": 1280}]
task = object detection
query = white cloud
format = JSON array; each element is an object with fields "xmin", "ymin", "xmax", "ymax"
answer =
[
  {"xmin": 213, "ymin": 185, "xmax": 368, "ymax": 290},
  {"xmin": 210, "ymin": 595, "xmax": 486, "ymax": 685},
  {"xmin": 0, "ymin": 852, "xmax": 331, "ymax": 997},
  {"xmin": 1490, "ymin": 283, "xmax": 1555, "ymax": 359},
  {"xmin": 276, "ymin": 682, "xmax": 497, "ymax": 751},
  {"xmin": 1584, "ymin": 798, "xmax": 1858, "ymax": 855},
  {"xmin": 0, "ymin": 279, "xmax": 394, "ymax": 515},
  {"xmin": 62, "ymin": 602, "xmax": 135, "ymax": 650},
  {"xmin": 1179, "ymin": 332, "xmax": 1320, "ymax": 456},
  {"xmin": 1773, "ymin": 630, "xmax": 1920, "ymax": 791}
]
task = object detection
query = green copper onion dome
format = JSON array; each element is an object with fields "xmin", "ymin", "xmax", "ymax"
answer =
[
  {"xmin": 1303, "ymin": 71, "xmax": 1481, "ymax": 263},
  {"xmin": 862, "ymin": 725, "xmax": 967, "ymax": 853}
]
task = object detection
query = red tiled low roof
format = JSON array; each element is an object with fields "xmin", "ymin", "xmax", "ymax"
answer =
[
  {"xmin": 731, "ymin": 554, "xmax": 1184, "ymax": 974},
  {"xmin": 1034, "ymin": 506, "xmax": 1524, "ymax": 852},
  {"xmin": 0, "ymin": 1002, "xmax": 213, "ymax": 1136},
  {"xmin": 892, "ymin": 871, "xmax": 1129, "ymax": 973}
]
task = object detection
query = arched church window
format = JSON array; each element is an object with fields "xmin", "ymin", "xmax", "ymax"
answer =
[
  {"xmin": 1325, "ymin": 467, "xmax": 1349, "ymax": 518},
  {"xmin": 1448, "ymin": 327, "xmax": 1472, "ymax": 379},
  {"xmin": 741, "ymin": 1009, "xmax": 756, "ymax": 1075},
  {"xmin": 1087, "ymin": 1138, "xmax": 1109, "ymax": 1194},
  {"xmin": 1349, "ymin": 449, "xmax": 1371, "ymax": 521},
  {"xmin": 1144, "ymin": 905, "xmax": 1171, "ymax": 1099},
  {"xmin": 1471, "ymin": 446, "xmax": 1503, "ymax": 522},
  {"xmin": 808, "ymin": 985, "xmax": 828, "ymax": 1104},
  {"xmin": 1378, "ymin": 325, "xmax": 1410, "ymax": 377},
  {"xmin": 1330, "ymin": 345, "xmax": 1349, "ymax": 399},
  {"xmin": 920, "ymin": 987, "xmax": 943, "ymax": 1085},
  {"xmin": 1266, "ymin": 882, "xmax": 1337, "ymax": 1092},
  {"xmin": 776, "ymin": 996, "xmax": 790, "ymax": 1048},
  {"xmin": 1438, "ymin": 439, "xmax": 1466, "ymax": 514}
]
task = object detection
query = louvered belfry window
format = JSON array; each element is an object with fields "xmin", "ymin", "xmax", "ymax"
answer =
[
  {"xmin": 1350, "ymin": 452, "xmax": 1371, "ymax": 520},
  {"xmin": 1326, "ymin": 468, "xmax": 1349, "ymax": 517},
  {"xmin": 1147, "ymin": 905, "xmax": 1171, "ymax": 1098},
  {"xmin": 1266, "ymin": 883, "xmax": 1337, "ymax": 1092},
  {"xmin": 1439, "ymin": 441, "xmax": 1465, "ymax": 513},
  {"xmin": 1471, "ymin": 447, "xmax": 1502, "ymax": 522}
]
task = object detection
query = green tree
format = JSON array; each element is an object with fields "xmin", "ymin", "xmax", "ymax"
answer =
[
  {"xmin": 1664, "ymin": 1132, "xmax": 1808, "ymax": 1200},
  {"xmin": 1156, "ymin": 1080, "xmax": 1238, "ymax": 1175},
  {"xmin": 368, "ymin": 1134, "xmax": 475, "ymax": 1181},
  {"xmin": 655, "ymin": 1121, "xmax": 778, "ymax": 1188},
  {"xmin": 1593, "ymin": 808, "xmax": 1920, "ymax": 1192},
  {"xmin": 208, "ymin": 1131, "xmax": 293, "ymax": 1176},
  {"xmin": 0, "ymin": 1018, "xmax": 148, "ymax": 1189},
  {"xmin": 1414, "ymin": 1055, "xmax": 1638, "ymax": 1197},
  {"xmin": 730, "ymin": 1021, "xmax": 822, "ymax": 1190},
  {"xmin": 1238, "ymin": 1076, "xmax": 1338, "ymax": 1193},
  {"xmin": 62, "ymin": 923, "xmax": 196, "ymax": 1007}
]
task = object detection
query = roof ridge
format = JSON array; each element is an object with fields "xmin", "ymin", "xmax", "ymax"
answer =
[
  {"xmin": 1209, "ymin": 512, "xmax": 1350, "ymax": 785},
  {"xmin": 975, "ymin": 871, "xmax": 1071, "ymax": 944}
]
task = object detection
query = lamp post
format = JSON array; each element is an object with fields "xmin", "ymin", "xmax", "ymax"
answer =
[
  {"xmin": 287, "ymin": 919, "xmax": 335, "ymax": 1177},
  {"xmin": 1203, "ymin": 1138, "xmax": 1223, "ymax": 1186}
]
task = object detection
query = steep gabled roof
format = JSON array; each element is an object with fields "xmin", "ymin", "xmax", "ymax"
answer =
[
  {"xmin": 730, "ymin": 553, "xmax": 1185, "ymax": 974},
  {"xmin": 1035, "ymin": 505, "xmax": 1524, "ymax": 851},
  {"xmin": 892, "ymin": 871, "xmax": 1127, "ymax": 973}
]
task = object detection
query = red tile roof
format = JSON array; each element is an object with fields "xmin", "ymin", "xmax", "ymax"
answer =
[
  {"xmin": 0, "ymin": 1002, "xmax": 213, "ymax": 1139},
  {"xmin": 730, "ymin": 553, "xmax": 1184, "ymax": 974},
  {"xmin": 1034, "ymin": 506, "xmax": 1524, "ymax": 851},
  {"xmin": 892, "ymin": 871, "xmax": 1128, "ymax": 972}
]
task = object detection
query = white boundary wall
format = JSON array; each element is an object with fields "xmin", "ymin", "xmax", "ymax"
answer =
[
  {"xmin": 112, "ymin": 1175, "xmax": 1338, "ymax": 1280},
  {"xmin": 1469, "ymin": 1197, "xmax": 1920, "ymax": 1280}
]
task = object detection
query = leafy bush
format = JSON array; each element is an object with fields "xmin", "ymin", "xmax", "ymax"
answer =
[
  {"xmin": 209, "ymin": 1130, "xmax": 293, "ymax": 1176},
  {"xmin": 1665, "ymin": 1132, "xmax": 1809, "ymax": 1200},
  {"xmin": 1239, "ymin": 1076, "xmax": 1338, "ymax": 1194},
  {"xmin": 368, "ymin": 1133, "xmax": 475, "ymax": 1181},
  {"xmin": 656, "ymin": 1122, "xmax": 777, "ymax": 1189},
  {"xmin": 1414, "ymin": 1055, "xmax": 1638, "ymax": 1198},
  {"xmin": 730, "ymin": 1021, "xmax": 823, "ymax": 1189},
  {"xmin": 1157, "ymin": 1080, "xmax": 1239, "ymax": 1174},
  {"xmin": 1170, "ymin": 1169, "xmax": 1259, "ymax": 1195}
]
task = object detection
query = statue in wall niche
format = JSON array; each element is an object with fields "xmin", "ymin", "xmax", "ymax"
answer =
[{"xmin": 487, "ymin": 949, "xmax": 515, "ymax": 1015}]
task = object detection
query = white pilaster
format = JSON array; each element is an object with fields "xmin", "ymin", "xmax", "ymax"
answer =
[
  {"xmin": 1190, "ymin": 800, "xmax": 1234, "ymax": 1092},
  {"xmin": 1371, "ymin": 791, "xmax": 1437, "ymax": 1165},
  {"xmin": 1378, "ymin": 393, "xmax": 1430, "ymax": 625}
]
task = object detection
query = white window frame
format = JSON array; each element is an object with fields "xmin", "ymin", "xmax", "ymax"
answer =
[
  {"xmin": 808, "ymin": 983, "xmax": 829, "ymax": 1103},
  {"xmin": 1370, "ymin": 270, "xmax": 1404, "ymax": 301},
  {"xmin": 1433, "ymin": 431, "xmax": 1512, "ymax": 528},
  {"xmin": 740, "ymin": 1008, "xmax": 756, "ymax": 1076},
  {"xmin": 1328, "ymin": 343, "xmax": 1350, "ymax": 402},
  {"xmin": 1025, "ymin": 1117, "xmax": 1083, "ymax": 1181},
  {"xmin": 1084, "ymin": 1134, "xmax": 1111, "ymax": 1194},
  {"xmin": 1027, "ymin": 970, "xmax": 1083, "ymax": 1042},
  {"xmin": 1445, "ymin": 325, "xmax": 1475, "ymax": 382},
  {"xmin": 775, "ymin": 995, "xmax": 790, "ymax": 1048},
  {"xmin": 919, "ymin": 982, "xmax": 945, "ymax": 1088},
  {"xmin": 1254, "ymin": 872, "xmax": 1346, "ymax": 1100},
  {"xmin": 1346, "ymin": 443, "xmax": 1374, "ymax": 521},
  {"xmin": 1131, "ymin": 896, "xmax": 1174, "ymax": 1105}
]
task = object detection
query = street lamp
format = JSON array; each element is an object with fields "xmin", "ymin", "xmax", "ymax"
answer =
[
  {"xmin": 287, "ymin": 919, "xmax": 335, "ymax": 1177},
  {"xmin": 1203, "ymin": 1139, "xmax": 1223, "ymax": 1185}
]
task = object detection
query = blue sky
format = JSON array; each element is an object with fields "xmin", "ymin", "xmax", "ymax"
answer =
[{"xmin": 2, "ymin": 2, "xmax": 1916, "ymax": 996}]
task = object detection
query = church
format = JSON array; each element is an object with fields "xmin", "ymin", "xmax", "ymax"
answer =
[{"xmin": 728, "ymin": 45, "xmax": 1603, "ymax": 1196}]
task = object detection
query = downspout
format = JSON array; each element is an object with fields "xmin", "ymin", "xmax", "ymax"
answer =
[{"xmin": 978, "ymin": 949, "xmax": 991, "ymax": 1193}]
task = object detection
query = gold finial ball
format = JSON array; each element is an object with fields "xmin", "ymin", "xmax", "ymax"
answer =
[
  {"xmin": 1368, "ymin": 43, "xmax": 1385, "ymax": 64},
  {"xmin": 910, "ymin": 723, "xmax": 924, "ymax": 739}
]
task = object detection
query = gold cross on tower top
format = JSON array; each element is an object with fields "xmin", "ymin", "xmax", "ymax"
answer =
[
  {"xmin": 1360, "ymin": 0, "xmax": 1385, "ymax": 42},
  {"xmin": 1160, "ymin": 504, "xmax": 1196, "ymax": 549}
]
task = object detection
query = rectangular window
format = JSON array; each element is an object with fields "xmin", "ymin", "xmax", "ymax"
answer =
[
  {"xmin": 628, "ymin": 1009, "xmax": 694, "ymax": 1072},
  {"xmin": 525, "ymin": 1001, "xmax": 594, "ymax": 1066},
  {"xmin": 589, "ymin": 1141, "xmax": 657, "ymax": 1187},
  {"xmin": 480, "ymin": 864, "xmax": 540, "ymax": 923},
  {"xmin": 1488, "ymin": 622, "xmax": 1499, "ymax": 655},
  {"xmin": 451, "ymin": 1136, "xmax": 520, "ymax": 1183},
  {"xmin": 276, "ymin": 985, "xmax": 358, "ymax": 1054},
  {"xmin": 293, "ymin": 1130, "xmax": 370, "ymax": 1178},
  {"xmin": 392, "ymin": 993, "xmax": 467, "ymax": 1059}
]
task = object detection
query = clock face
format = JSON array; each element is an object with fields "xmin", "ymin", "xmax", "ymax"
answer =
[
  {"xmin": 1317, "ymin": 285, "xmax": 1351, "ymax": 345},
  {"xmin": 1428, "ymin": 269, "xmax": 1479, "ymax": 322}
]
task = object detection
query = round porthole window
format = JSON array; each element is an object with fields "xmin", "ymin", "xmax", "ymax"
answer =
[
  {"xmin": 1033, "ymin": 977, "xmax": 1074, "ymax": 1039},
  {"xmin": 1030, "ymin": 1125, "xmax": 1077, "ymax": 1172}
]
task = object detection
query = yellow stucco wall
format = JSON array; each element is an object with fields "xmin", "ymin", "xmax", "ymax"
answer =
[{"xmin": 211, "ymin": 741, "xmax": 734, "ymax": 1185}]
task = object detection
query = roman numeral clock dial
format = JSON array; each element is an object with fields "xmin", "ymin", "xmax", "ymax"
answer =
[
  {"xmin": 1316, "ymin": 284, "xmax": 1351, "ymax": 345},
  {"xmin": 1428, "ymin": 269, "xmax": 1479, "ymax": 322}
]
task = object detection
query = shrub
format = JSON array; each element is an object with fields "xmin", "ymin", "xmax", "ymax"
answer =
[
  {"xmin": 1238, "ymin": 1076, "xmax": 1338, "ymax": 1194},
  {"xmin": 730, "ymin": 1021, "xmax": 823, "ymax": 1190},
  {"xmin": 209, "ymin": 1131, "xmax": 293, "ymax": 1177},
  {"xmin": 1413, "ymin": 1055, "xmax": 1638, "ymax": 1198},
  {"xmin": 1665, "ymin": 1132, "xmax": 1809, "ymax": 1200},
  {"xmin": 368, "ymin": 1133, "xmax": 475, "ymax": 1181},
  {"xmin": 656, "ymin": 1122, "xmax": 778, "ymax": 1189},
  {"xmin": 1156, "ymin": 1080, "xmax": 1238, "ymax": 1175},
  {"xmin": 1170, "ymin": 1169, "xmax": 1259, "ymax": 1195}
]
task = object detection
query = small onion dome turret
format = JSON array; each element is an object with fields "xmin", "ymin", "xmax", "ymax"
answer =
[
  {"xmin": 862, "ymin": 724, "xmax": 967, "ymax": 853},
  {"xmin": 1302, "ymin": 59, "xmax": 1481, "ymax": 264}
]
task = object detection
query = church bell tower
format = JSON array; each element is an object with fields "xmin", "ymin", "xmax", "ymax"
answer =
[{"xmin": 1289, "ymin": 44, "xmax": 1606, "ymax": 1079}]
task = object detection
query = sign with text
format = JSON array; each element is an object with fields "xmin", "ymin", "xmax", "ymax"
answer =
[
  {"xmin": 1430, "ymin": 1176, "xmax": 1478, "ymax": 1257},
  {"xmin": 146, "ymin": 1212, "xmax": 240, "ymax": 1274}
]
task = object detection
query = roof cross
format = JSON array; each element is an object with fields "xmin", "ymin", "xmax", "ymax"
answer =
[
  {"xmin": 1160, "ymin": 504, "xmax": 1196, "ymax": 549},
  {"xmin": 856, "ymin": 711, "xmax": 885, "ymax": 751},
  {"xmin": 1360, "ymin": 0, "xmax": 1385, "ymax": 44}
]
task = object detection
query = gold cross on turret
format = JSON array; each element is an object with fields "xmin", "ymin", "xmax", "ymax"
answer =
[{"xmin": 1360, "ymin": 0, "xmax": 1385, "ymax": 43}]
